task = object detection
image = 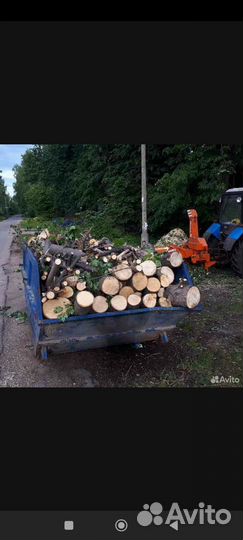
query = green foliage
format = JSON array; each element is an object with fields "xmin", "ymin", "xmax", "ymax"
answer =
[
  {"xmin": 0, "ymin": 170, "xmax": 13, "ymax": 218},
  {"xmin": 54, "ymin": 304, "xmax": 75, "ymax": 322},
  {"xmin": 13, "ymin": 144, "xmax": 243, "ymax": 239},
  {"xmin": 6, "ymin": 310, "xmax": 28, "ymax": 323},
  {"xmin": 82, "ymin": 258, "xmax": 114, "ymax": 295}
]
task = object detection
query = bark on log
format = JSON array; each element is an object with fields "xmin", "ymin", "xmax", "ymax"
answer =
[
  {"xmin": 46, "ymin": 258, "xmax": 62, "ymax": 288},
  {"xmin": 74, "ymin": 291, "xmax": 94, "ymax": 315},
  {"xmin": 119, "ymin": 286, "xmax": 134, "ymax": 299},
  {"xmin": 131, "ymin": 272, "xmax": 148, "ymax": 291},
  {"xmin": 165, "ymin": 284, "xmax": 200, "ymax": 308},
  {"xmin": 44, "ymin": 241, "xmax": 85, "ymax": 259},
  {"xmin": 140, "ymin": 260, "xmax": 157, "ymax": 276},
  {"xmin": 146, "ymin": 277, "xmax": 161, "ymax": 293},
  {"xmin": 92, "ymin": 296, "xmax": 109, "ymax": 314},
  {"xmin": 117, "ymin": 249, "xmax": 131, "ymax": 261},
  {"xmin": 127, "ymin": 294, "xmax": 141, "ymax": 309},
  {"xmin": 142, "ymin": 293, "xmax": 157, "ymax": 308},
  {"xmin": 43, "ymin": 298, "xmax": 71, "ymax": 320},
  {"xmin": 100, "ymin": 276, "xmax": 120, "ymax": 296},
  {"xmin": 110, "ymin": 295, "xmax": 127, "ymax": 311},
  {"xmin": 54, "ymin": 270, "xmax": 68, "ymax": 288}
]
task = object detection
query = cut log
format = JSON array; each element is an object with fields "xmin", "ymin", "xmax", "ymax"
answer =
[
  {"xmin": 110, "ymin": 295, "xmax": 127, "ymax": 311},
  {"xmin": 46, "ymin": 290, "xmax": 56, "ymax": 300},
  {"xmin": 113, "ymin": 264, "xmax": 133, "ymax": 281},
  {"xmin": 158, "ymin": 297, "xmax": 172, "ymax": 308},
  {"xmin": 157, "ymin": 266, "xmax": 175, "ymax": 285},
  {"xmin": 66, "ymin": 275, "xmax": 79, "ymax": 288},
  {"xmin": 43, "ymin": 298, "xmax": 71, "ymax": 320},
  {"xmin": 74, "ymin": 291, "xmax": 94, "ymax": 315},
  {"xmin": 61, "ymin": 280, "xmax": 68, "ymax": 288},
  {"xmin": 119, "ymin": 286, "xmax": 134, "ymax": 299},
  {"xmin": 45, "ymin": 256, "xmax": 52, "ymax": 263},
  {"xmin": 127, "ymin": 294, "xmax": 141, "ymax": 309},
  {"xmin": 100, "ymin": 276, "xmax": 120, "ymax": 296},
  {"xmin": 89, "ymin": 238, "xmax": 99, "ymax": 247},
  {"xmin": 134, "ymin": 291, "xmax": 142, "ymax": 298},
  {"xmin": 76, "ymin": 281, "xmax": 87, "ymax": 292},
  {"xmin": 54, "ymin": 270, "xmax": 68, "ymax": 288},
  {"xmin": 158, "ymin": 287, "xmax": 165, "ymax": 298},
  {"xmin": 92, "ymin": 295, "xmax": 109, "ymax": 314},
  {"xmin": 165, "ymin": 284, "xmax": 200, "ymax": 309},
  {"xmin": 135, "ymin": 264, "xmax": 143, "ymax": 272},
  {"xmin": 44, "ymin": 241, "xmax": 85, "ymax": 259},
  {"xmin": 111, "ymin": 254, "xmax": 117, "ymax": 261},
  {"xmin": 131, "ymin": 272, "xmax": 148, "ymax": 291},
  {"xmin": 41, "ymin": 296, "xmax": 47, "ymax": 304},
  {"xmin": 53, "ymin": 286, "xmax": 61, "ymax": 293},
  {"xmin": 46, "ymin": 258, "xmax": 62, "ymax": 288},
  {"xmin": 140, "ymin": 260, "xmax": 157, "ymax": 276},
  {"xmin": 159, "ymin": 274, "xmax": 171, "ymax": 288},
  {"xmin": 117, "ymin": 249, "xmax": 131, "ymax": 261},
  {"xmin": 161, "ymin": 249, "xmax": 183, "ymax": 268},
  {"xmin": 58, "ymin": 286, "xmax": 74, "ymax": 299},
  {"xmin": 146, "ymin": 277, "xmax": 161, "ymax": 293},
  {"xmin": 142, "ymin": 293, "xmax": 157, "ymax": 308}
]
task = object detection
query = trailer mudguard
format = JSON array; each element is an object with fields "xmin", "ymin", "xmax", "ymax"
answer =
[
  {"xmin": 204, "ymin": 223, "xmax": 221, "ymax": 241},
  {"xmin": 223, "ymin": 227, "xmax": 243, "ymax": 251}
]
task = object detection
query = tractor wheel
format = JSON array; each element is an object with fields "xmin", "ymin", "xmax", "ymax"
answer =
[
  {"xmin": 207, "ymin": 235, "xmax": 219, "ymax": 255},
  {"xmin": 231, "ymin": 237, "xmax": 243, "ymax": 277}
]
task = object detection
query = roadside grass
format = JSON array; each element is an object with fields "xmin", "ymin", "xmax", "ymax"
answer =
[{"xmin": 158, "ymin": 267, "xmax": 242, "ymax": 387}]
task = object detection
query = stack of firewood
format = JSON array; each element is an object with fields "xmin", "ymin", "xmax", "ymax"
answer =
[{"xmin": 26, "ymin": 230, "xmax": 200, "ymax": 320}]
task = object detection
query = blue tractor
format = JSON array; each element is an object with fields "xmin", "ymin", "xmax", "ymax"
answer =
[{"xmin": 204, "ymin": 188, "xmax": 243, "ymax": 277}]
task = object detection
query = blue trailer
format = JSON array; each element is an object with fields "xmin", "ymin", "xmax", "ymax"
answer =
[{"xmin": 22, "ymin": 246, "xmax": 202, "ymax": 360}]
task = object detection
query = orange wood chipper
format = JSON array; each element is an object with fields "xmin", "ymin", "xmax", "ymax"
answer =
[{"xmin": 155, "ymin": 209, "xmax": 216, "ymax": 271}]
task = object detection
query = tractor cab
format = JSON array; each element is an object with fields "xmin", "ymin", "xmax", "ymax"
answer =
[
  {"xmin": 204, "ymin": 187, "xmax": 243, "ymax": 276},
  {"xmin": 219, "ymin": 188, "xmax": 243, "ymax": 230}
]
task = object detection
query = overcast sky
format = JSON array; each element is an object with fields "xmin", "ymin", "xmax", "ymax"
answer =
[{"xmin": 0, "ymin": 144, "xmax": 33, "ymax": 197}]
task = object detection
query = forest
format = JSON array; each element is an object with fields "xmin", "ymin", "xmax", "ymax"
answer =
[
  {"xmin": 0, "ymin": 171, "xmax": 17, "ymax": 219},
  {"xmin": 7, "ymin": 144, "xmax": 243, "ymax": 238}
]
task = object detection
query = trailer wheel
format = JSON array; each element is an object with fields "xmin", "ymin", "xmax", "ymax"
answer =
[{"xmin": 231, "ymin": 237, "xmax": 243, "ymax": 277}]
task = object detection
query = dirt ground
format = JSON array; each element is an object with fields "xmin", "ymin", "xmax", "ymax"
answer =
[{"xmin": 0, "ymin": 236, "xmax": 242, "ymax": 388}]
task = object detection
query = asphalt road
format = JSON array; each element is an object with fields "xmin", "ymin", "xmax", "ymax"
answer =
[{"xmin": 0, "ymin": 216, "xmax": 22, "ymax": 353}]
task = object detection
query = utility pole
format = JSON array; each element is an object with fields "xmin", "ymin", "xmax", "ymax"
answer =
[{"xmin": 141, "ymin": 144, "xmax": 149, "ymax": 247}]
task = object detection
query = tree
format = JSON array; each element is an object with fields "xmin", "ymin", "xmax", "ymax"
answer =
[
  {"xmin": 13, "ymin": 144, "xmax": 243, "ymax": 237},
  {"xmin": 0, "ymin": 170, "xmax": 8, "ymax": 217}
]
